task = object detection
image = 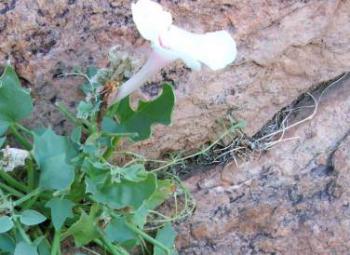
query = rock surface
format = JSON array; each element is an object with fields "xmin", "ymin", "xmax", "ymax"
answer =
[
  {"xmin": 0, "ymin": 0, "xmax": 350, "ymax": 157},
  {"xmin": 175, "ymin": 76, "xmax": 350, "ymax": 254}
]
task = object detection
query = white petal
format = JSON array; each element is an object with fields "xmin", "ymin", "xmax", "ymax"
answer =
[
  {"xmin": 131, "ymin": 0, "xmax": 172, "ymax": 43},
  {"xmin": 160, "ymin": 26, "xmax": 237, "ymax": 70}
]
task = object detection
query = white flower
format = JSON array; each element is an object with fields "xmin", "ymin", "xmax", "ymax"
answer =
[
  {"xmin": 0, "ymin": 147, "xmax": 30, "ymax": 172},
  {"xmin": 108, "ymin": 0, "xmax": 237, "ymax": 104}
]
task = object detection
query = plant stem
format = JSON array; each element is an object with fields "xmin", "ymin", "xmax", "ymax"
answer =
[
  {"xmin": 27, "ymin": 159, "xmax": 35, "ymax": 190},
  {"xmin": 96, "ymin": 235, "xmax": 127, "ymax": 255},
  {"xmin": 103, "ymin": 137, "xmax": 119, "ymax": 160},
  {"xmin": 51, "ymin": 230, "xmax": 62, "ymax": 255},
  {"xmin": 10, "ymin": 124, "xmax": 32, "ymax": 150},
  {"xmin": 13, "ymin": 188, "xmax": 41, "ymax": 207},
  {"xmin": 0, "ymin": 182, "xmax": 24, "ymax": 197},
  {"xmin": 15, "ymin": 123, "xmax": 32, "ymax": 137},
  {"xmin": 14, "ymin": 220, "xmax": 32, "ymax": 244},
  {"xmin": 125, "ymin": 222, "xmax": 171, "ymax": 255},
  {"xmin": 0, "ymin": 170, "xmax": 29, "ymax": 193}
]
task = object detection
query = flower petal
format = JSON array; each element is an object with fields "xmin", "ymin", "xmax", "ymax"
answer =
[
  {"xmin": 131, "ymin": 0, "xmax": 172, "ymax": 43},
  {"xmin": 160, "ymin": 26, "xmax": 237, "ymax": 70}
]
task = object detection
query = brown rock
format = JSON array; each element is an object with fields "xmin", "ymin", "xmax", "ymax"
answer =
[
  {"xmin": 0, "ymin": 0, "xmax": 349, "ymax": 156},
  {"xmin": 175, "ymin": 76, "xmax": 350, "ymax": 254}
]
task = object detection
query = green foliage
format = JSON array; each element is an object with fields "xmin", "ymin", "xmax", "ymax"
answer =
[
  {"xmin": 102, "ymin": 84, "xmax": 175, "ymax": 141},
  {"xmin": 0, "ymin": 65, "xmax": 33, "ymax": 135},
  {"xmin": 64, "ymin": 205, "xmax": 100, "ymax": 247},
  {"xmin": 154, "ymin": 224, "xmax": 177, "ymax": 255},
  {"xmin": 45, "ymin": 198, "xmax": 74, "ymax": 230},
  {"xmin": 14, "ymin": 242, "xmax": 37, "ymax": 255},
  {"xmin": 0, "ymin": 234, "xmax": 15, "ymax": 253},
  {"xmin": 33, "ymin": 129, "xmax": 77, "ymax": 190},
  {"xmin": 0, "ymin": 216, "xmax": 13, "ymax": 233},
  {"xmin": 0, "ymin": 65, "xmax": 191, "ymax": 255},
  {"xmin": 19, "ymin": 210, "xmax": 46, "ymax": 226}
]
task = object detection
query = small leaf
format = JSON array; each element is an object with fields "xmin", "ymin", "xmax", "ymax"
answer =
[
  {"xmin": 46, "ymin": 198, "xmax": 74, "ymax": 230},
  {"xmin": 19, "ymin": 210, "xmax": 46, "ymax": 226},
  {"xmin": 102, "ymin": 84, "xmax": 175, "ymax": 141},
  {"xmin": 0, "ymin": 65, "xmax": 33, "ymax": 134},
  {"xmin": 105, "ymin": 216, "xmax": 138, "ymax": 244},
  {"xmin": 64, "ymin": 209, "xmax": 100, "ymax": 247},
  {"xmin": 0, "ymin": 216, "xmax": 13, "ymax": 233},
  {"xmin": 0, "ymin": 233, "xmax": 15, "ymax": 253},
  {"xmin": 154, "ymin": 223, "xmax": 177, "ymax": 255},
  {"xmin": 14, "ymin": 241, "xmax": 38, "ymax": 255}
]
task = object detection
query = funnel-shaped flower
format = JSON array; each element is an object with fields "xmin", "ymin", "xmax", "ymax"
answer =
[{"xmin": 108, "ymin": 0, "xmax": 237, "ymax": 105}]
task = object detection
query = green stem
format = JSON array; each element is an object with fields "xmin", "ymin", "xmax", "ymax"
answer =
[
  {"xmin": 0, "ymin": 170, "xmax": 29, "ymax": 193},
  {"xmin": 27, "ymin": 159, "xmax": 35, "ymax": 190},
  {"xmin": 125, "ymin": 222, "xmax": 171, "ymax": 255},
  {"xmin": 51, "ymin": 230, "xmax": 61, "ymax": 255},
  {"xmin": 96, "ymin": 235, "xmax": 127, "ymax": 255},
  {"xmin": 56, "ymin": 102, "xmax": 93, "ymax": 133},
  {"xmin": 103, "ymin": 137, "xmax": 119, "ymax": 160},
  {"xmin": 15, "ymin": 123, "xmax": 32, "ymax": 137},
  {"xmin": 13, "ymin": 188, "xmax": 41, "ymax": 207},
  {"xmin": 14, "ymin": 220, "xmax": 32, "ymax": 244},
  {"xmin": 10, "ymin": 125, "xmax": 32, "ymax": 150},
  {"xmin": 0, "ymin": 182, "xmax": 24, "ymax": 197}
]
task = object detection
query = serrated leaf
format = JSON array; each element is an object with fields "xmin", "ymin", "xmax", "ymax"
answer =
[
  {"xmin": 0, "ymin": 65, "xmax": 33, "ymax": 133},
  {"xmin": 64, "ymin": 209, "xmax": 100, "ymax": 247},
  {"xmin": 154, "ymin": 223, "xmax": 177, "ymax": 255},
  {"xmin": 0, "ymin": 216, "xmax": 13, "ymax": 233},
  {"xmin": 14, "ymin": 241, "xmax": 38, "ymax": 255},
  {"xmin": 0, "ymin": 234, "xmax": 15, "ymax": 253},
  {"xmin": 45, "ymin": 198, "xmax": 74, "ymax": 230},
  {"xmin": 105, "ymin": 216, "xmax": 138, "ymax": 244},
  {"xmin": 33, "ymin": 129, "xmax": 77, "ymax": 191},
  {"xmin": 133, "ymin": 180, "xmax": 175, "ymax": 228},
  {"xmin": 19, "ymin": 210, "xmax": 46, "ymax": 226},
  {"xmin": 86, "ymin": 173, "xmax": 157, "ymax": 210},
  {"xmin": 118, "ymin": 164, "xmax": 148, "ymax": 182},
  {"xmin": 102, "ymin": 84, "xmax": 175, "ymax": 141}
]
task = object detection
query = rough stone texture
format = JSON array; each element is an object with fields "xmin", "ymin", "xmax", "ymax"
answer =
[
  {"xmin": 0, "ymin": 0, "xmax": 349, "ymax": 156},
  {"xmin": 175, "ymin": 76, "xmax": 350, "ymax": 254}
]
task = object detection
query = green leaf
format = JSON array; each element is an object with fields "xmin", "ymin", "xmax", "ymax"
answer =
[
  {"xmin": 0, "ymin": 137, "xmax": 6, "ymax": 148},
  {"xmin": 133, "ymin": 180, "xmax": 175, "ymax": 228},
  {"xmin": 39, "ymin": 154, "xmax": 75, "ymax": 190},
  {"xmin": 154, "ymin": 223, "xmax": 177, "ymax": 255},
  {"xmin": 105, "ymin": 216, "xmax": 138, "ymax": 244},
  {"xmin": 0, "ymin": 65, "xmax": 33, "ymax": 133},
  {"xmin": 33, "ymin": 129, "xmax": 77, "ymax": 166},
  {"xmin": 0, "ymin": 234, "xmax": 15, "ymax": 253},
  {"xmin": 33, "ymin": 129, "xmax": 77, "ymax": 191},
  {"xmin": 14, "ymin": 241, "xmax": 38, "ymax": 255},
  {"xmin": 102, "ymin": 84, "xmax": 175, "ymax": 141},
  {"xmin": 70, "ymin": 127, "xmax": 82, "ymax": 145},
  {"xmin": 45, "ymin": 198, "xmax": 74, "ymax": 230},
  {"xmin": 64, "ymin": 209, "xmax": 100, "ymax": 247},
  {"xmin": 19, "ymin": 210, "xmax": 46, "ymax": 226},
  {"xmin": 118, "ymin": 164, "xmax": 148, "ymax": 182},
  {"xmin": 86, "ymin": 173, "xmax": 157, "ymax": 210},
  {"xmin": 0, "ymin": 216, "xmax": 13, "ymax": 233}
]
